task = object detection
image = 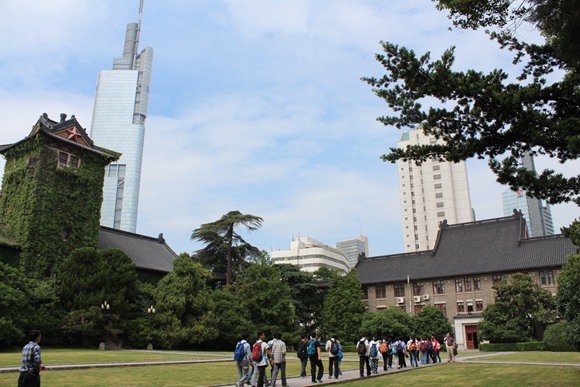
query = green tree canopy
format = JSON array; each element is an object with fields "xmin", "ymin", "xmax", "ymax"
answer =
[
  {"xmin": 230, "ymin": 252, "xmax": 296, "ymax": 337},
  {"xmin": 0, "ymin": 261, "xmax": 32, "ymax": 346},
  {"xmin": 209, "ymin": 289, "xmax": 255, "ymax": 350},
  {"xmin": 362, "ymin": 0, "xmax": 580, "ymax": 206},
  {"xmin": 278, "ymin": 264, "xmax": 324, "ymax": 333},
  {"xmin": 191, "ymin": 211, "xmax": 263, "ymax": 285},
  {"xmin": 360, "ymin": 306, "xmax": 412, "ymax": 340},
  {"xmin": 321, "ymin": 269, "xmax": 367, "ymax": 344},
  {"xmin": 478, "ymin": 273, "xmax": 556, "ymax": 343},
  {"xmin": 410, "ymin": 305, "xmax": 453, "ymax": 342},
  {"xmin": 555, "ymin": 223, "xmax": 580, "ymax": 350},
  {"xmin": 153, "ymin": 253, "xmax": 218, "ymax": 348}
]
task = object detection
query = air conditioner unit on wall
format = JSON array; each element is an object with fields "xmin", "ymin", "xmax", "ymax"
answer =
[
  {"xmin": 413, "ymin": 296, "xmax": 421, "ymax": 303},
  {"xmin": 422, "ymin": 294, "xmax": 430, "ymax": 301},
  {"xmin": 396, "ymin": 297, "xmax": 404, "ymax": 304}
]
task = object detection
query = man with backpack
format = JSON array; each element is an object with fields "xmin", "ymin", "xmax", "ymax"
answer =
[
  {"xmin": 234, "ymin": 332, "xmax": 252, "ymax": 387},
  {"xmin": 252, "ymin": 332, "xmax": 272, "ymax": 387},
  {"xmin": 357, "ymin": 335, "xmax": 370, "ymax": 378},
  {"xmin": 325, "ymin": 335, "xmax": 340, "ymax": 380},
  {"xmin": 296, "ymin": 334, "xmax": 309, "ymax": 378},
  {"xmin": 308, "ymin": 332, "xmax": 324, "ymax": 383}
]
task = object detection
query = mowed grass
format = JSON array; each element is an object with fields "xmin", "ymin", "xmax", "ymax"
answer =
[
  {"xmin": 475, "ymin": 351, "xmax": 580, "ymax": 363},
  {"xmin": 350, "ymin": 363, "xmax": 580, "ymax": 387},
  {"xmin": 0, "ymin": 349, "xmax": 227, "ymax": 367}
]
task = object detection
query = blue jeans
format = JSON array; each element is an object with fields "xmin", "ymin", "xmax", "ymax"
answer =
[
  {"xmin": 300, "ymin": 358, "xmax": 308, "ymax": 377},
  {"xmin": 410, "ymin": 351, "xmax": 419, "ymax": 367}
]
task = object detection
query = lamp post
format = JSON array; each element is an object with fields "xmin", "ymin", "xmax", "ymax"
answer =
[
  {"xmin": 99, "ymin": 301, "xmax": 110, "ymax": 351},
  {"xmin": 147, "ymin": 305, "xmax": 155, "ymax": 350}
]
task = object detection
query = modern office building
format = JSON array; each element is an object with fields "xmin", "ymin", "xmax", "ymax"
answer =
[
  {"xmin": 90, "ymin": 0, "xmax": 153, "ymax": 232},
  {"xmin": 397, "ymin": 129, "xmax": 475, "ymax": 253},
  {"xmin": 336, "ymin": 233, "xmax": 369, "ymax": 268},
  {"xmin": 501, "ymin": 153, "xmax": 554, "ymax": 237},
  {"xmin": 271, "ymin": 237, "xmax": 350, "ymax": 273}
]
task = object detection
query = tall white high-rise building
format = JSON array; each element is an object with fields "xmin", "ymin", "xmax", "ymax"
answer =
[
  {"xmin": 397, "ymin": 129, "xmax": 475, "ymax": 252},
  {"xmin": 336, "ymin": 233, "xmax": 369, "ymax": 268},
  {"xmin": 502, "ymin": 153, "xmax": 554, "ymax": 237},
  {"xmin": 90, "ymin": 0, "xmax": 153, "ymax": 232}
]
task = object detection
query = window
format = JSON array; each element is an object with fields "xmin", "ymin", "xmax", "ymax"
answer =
[
  {"xmin": 492, "ymin": 275, "xmax": 506, "ymax": 285},
  {"xmin": 457, "ymin": 302, "xmax": 465, "ymax": 313},
  {"xmin": 433, "ymin": 280, "xmax": 445, "ymax": 294},
  {"xmin": 429, "ymin": 138, "xmax": 437, "ymax": 144},
  {"xmin": 435, "ymin": 192, "xmax": 443, "ymax": 198},
  {"xmin": 413, "ymin": 208, "xmax": 417, "ymax": 213},
  {"xmin": 410, "ymin": 175, "xmax": 414, "ymax": 180},
  {"xmin": 434, "ymin": 174, "xmax": 441, "ymax": 180},
  {"xmin": 375, "ymin": 285, "xmax": 386, "ymax": 299},
  {"xmin": 412, "ymin": 200, "xmax": 416, "ymax": 204},
  {"xmin": 362, "ymin": 287, "xmax": 368, "ymax": 299},
  {"xmin": 118, "ymin": 165, "xmax": 126, "ymax": 178},
  {"xmin": 413, "ymin": 282, "xmax": 424, "ymax": 296},
  {"xmin": 435, "ymin": 303, "xmax": 447, "ymax": 316},
  {"xmin": 476, "ymin": 301, "xmax": 483, "ymax": 311},
  {"xmin": 416, "ymin": 244, "xmax": 420, "ymax": 249},
  {"xmin": 539, "ymin": 271, "xmax": 554, "ymax": 286},
  {"xmin": 474, "ymin": 277, "xmax": 481, "ymax": 291},
  {"xmin": 394, "ymin": 284, "xmax": 405, "ymax": 297},
  {"xmin": 402, "ymin": 184, "xmax": 405, "ymax": 187},
  {"xmin": 69, "ymin": 155, "xmax": 79, "ymax": 167},
  {"xmin": 415, "ymin": 234, "xmax": 419, "ymax": 240},
  {"xmin": 455, "ymin": 279, "xmax": 463, "ymax": 293},
  {"xmin": 437, "ymin": 211, "xmax": 445, "ymax": 217},
  {"xmin": 434, "ymin": 183, "xmax": 442, "ymax": 189},
  {"xmin": 399, "ymin": 305, "xmax": 407, "ymax": 312},
  {"xmin": 467, "ymin": 302, "xmax": 474, "ymax": 313},
  {"xmin": 411, "ymin": 191, "xmax": 415, "ymax": 196},
  {"xmin": 433, "ymin": 165, "xmax": 440, "ymax": 171},
  {"xmin": 436, "ymin": 202, "xmax": 444, "ymax": 208},
  {"xmin": 414, "ymin": 225, "xmax": 418, "ymax": 230},
  {"xmin": 414, "ymin": 305, "xmax": 424, "ymax": 314},
  {"xmin": 377, "ymin": 307, "xmax": 386, "ymax": 312},
  {"xmin": 464, "ymin": 278, "xmax": 472, "ymax": 292},
  {"xmin": 109, "ymin": 164, "xmax": 117, "ymax": 177},
  {"xmin": 58, "ymin": 152, "xmax": 68, "ymax": 165}
]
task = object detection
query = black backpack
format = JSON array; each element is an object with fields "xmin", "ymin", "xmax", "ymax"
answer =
[
  {"xmin": 357, "ymin": 341, "xmax": 366, "ymax": 355},
  {"xmin": 297, "ymin": 341, "xmax": 307, "ymax": 359},
  {"xmin": 330, "ymin": 340, "xmax": 339, "ymax": 355}
]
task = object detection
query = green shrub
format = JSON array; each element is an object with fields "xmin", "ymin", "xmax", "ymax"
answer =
[
  {"xmin": 544, "ymin": 323, "xmax": 576, "ymax": 352},
  {"xmin": 480, "ymin": 342, "xmax": 546, "ymax": 352},
  {"xmin": 341, "ymin": 345, "xmax": 357, "ymax": 352},
  {"xmin": 517, "ymin": 342, "xmax": 545, "ymax": 351}
]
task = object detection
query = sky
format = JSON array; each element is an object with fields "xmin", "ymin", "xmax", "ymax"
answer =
[{"xmin": 0, "ymin": 0, "xmax": 578, "ymax": 258}]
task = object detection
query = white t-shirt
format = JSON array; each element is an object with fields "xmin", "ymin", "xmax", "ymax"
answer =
[
  {"xmin": 369, "ymin": 340, "xmax": 380, "ymax": 359},
  {"xmin": 254, "ymin": 340, "xmax": 269, "ymax": 366}
]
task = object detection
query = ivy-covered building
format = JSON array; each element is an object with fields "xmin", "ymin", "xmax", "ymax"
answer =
[{"xmin": 0, "ymin": 113, "xmax": 177, "ymax": 279}]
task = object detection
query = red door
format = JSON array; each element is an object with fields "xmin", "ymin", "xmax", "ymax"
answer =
[{"xmin": 465, "ymin": 325, "xmax": 478, "ymax": 349}]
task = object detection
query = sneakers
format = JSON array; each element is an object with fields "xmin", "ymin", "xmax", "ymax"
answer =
[
  {"xmin": 316, "ymin": 379, "xmax": 323, "ymax": 383},
  {"xmin": 328, "ymin": 376, "xmax": 332, "ymax": 379}
]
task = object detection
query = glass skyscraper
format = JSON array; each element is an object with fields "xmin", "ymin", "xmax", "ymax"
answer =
[
  {"xmin": 336, "ymin": 234, "xmax": 369, "ymax": 268},
  {"xmin": 90, "ymin": 2, "xmax": 153, "ymax": 232},
  {"xmin": 501, "ymin": 154, "xmax": 554, "ymax": 237}
]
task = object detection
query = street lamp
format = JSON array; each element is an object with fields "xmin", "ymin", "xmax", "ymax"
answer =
[
  {"xmin": 146, "ymin": 305, "xmax": 155, "ymax": 350},
  {"xmin": 99, "ymin": 301, "xmax": 110, "ymax": 351}
]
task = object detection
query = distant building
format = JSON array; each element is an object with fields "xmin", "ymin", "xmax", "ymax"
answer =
[
  {"xmin": 336, "ymin": 233, "xmax": 369, "ymax": 268},
  {"xmin": 356, "ymin": 211, "xmax": 574, "ymax": 350},
  {"xmin": 271, "ymin": 237, "xmax": 350, "ymax": 273},
  {"xmin": 397, "ymin": 129, "xmax": 475, "ymax": 252},
  {"xmin": 501, "ymin": 153, "xmax": 554, "ymax": 237},
  {"xmin": 90, "ymin": 2, "xmax": 153, "ymax": 232}
]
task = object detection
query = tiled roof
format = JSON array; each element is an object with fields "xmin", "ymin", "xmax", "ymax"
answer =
[
  {"xmin": 99, "ymin": 226, "xmax": 178, "ymax": 273},
  {"xmin": 0, "ymin": 113, "xmax": 119, "ymax": 159},
  {"xmin": 355, "ymin": 213, "xmax": 576, "ymax": 285}
]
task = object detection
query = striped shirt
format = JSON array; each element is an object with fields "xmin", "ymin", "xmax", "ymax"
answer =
[{"xmin": 19, "ymin": 342, "xmax": 41, "ymax": 372}]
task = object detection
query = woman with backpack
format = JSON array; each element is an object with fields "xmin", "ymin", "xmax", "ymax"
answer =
[
  {"xmin": 431, "ymin": 335, "xmax": 442, "ymax": 363},
  {"xmin": 380, "ymin": 336, "xmax": 389, "ymax": 371},
  {"xmin": 369, "ymin": 335, "xmax": 380, "ymax": 374},
  {"xmin": 408, "ymin": 337, "xmax": 418, "ymax": 367},
  {"xmin": 325, "ymin": 335, "xmax": 340, "ymax": 380}
]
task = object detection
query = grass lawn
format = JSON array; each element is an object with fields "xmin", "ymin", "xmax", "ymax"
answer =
[
  {"xmin": 350, "ymin": 363, "xmax": 580, "ymax": 387},
  {"xmin": 474, "ymin": 351, "xmax": 580, "ymax": 363},
  {"xmin": 0, "ymin": 359, "xmax": 577, "ymax": 386},
  {"xmin": 0, "ymin": 349, "xmax": 227, "ymax": 367}
]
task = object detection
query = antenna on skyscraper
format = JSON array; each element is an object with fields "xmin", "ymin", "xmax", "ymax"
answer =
[{"xmin": 132, "ymin": 0, "xmax": 145, "ymax": 70}]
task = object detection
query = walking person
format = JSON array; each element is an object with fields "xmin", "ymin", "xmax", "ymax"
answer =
[
  {"xmin": 325, "ymin": 335, "xmax": 340, "ymax": 379},
  {"xmin": 445, "ymin": 333, "xmax": 455, "ymax": 362},
  {"xmin": 357, "ymin": 335, "xmax": 371, "ymax": 377},
  {"xmin": 253, "ymin": 332, "xmax": 272, "ymax": 387},
  {"xmin": 431, "ymin": 335, "xmax": 442, "ymax": 363},
  {"xmin": 234, "ymin": 332, "xmax": 252, "ymax": 387},
  {"xmin": 271, "ymin": 333, "xmax": 287, "ymax": 387},
  {"xmin": 380, "ymin": 337, "xmax": 389, "ymax": 371},
  {"xmin": 388, "ymin": 338, "xmax": 395, "ymax": 369},
  {"xmin": 18, "ymin": 330, "xmax": 46, "ymax": 387},
  {"xmin": 395, "ymin": 337, "xmax": 407, "ymax": 369},
  {"xmin": 369, "ymin": 335, "xmax": 380, "ymax": 374},
  {"xmin": 296, "ymin": 334, "xmax": 309, "ymax": 378},
  {"xmin": 308, "ymin": 332, "xmax": 324, "ymax": 383}
]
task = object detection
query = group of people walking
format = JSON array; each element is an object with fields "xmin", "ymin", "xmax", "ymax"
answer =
[{"xmin": 234, "ymin": 332, "xmax": 458, "ymax": 386}]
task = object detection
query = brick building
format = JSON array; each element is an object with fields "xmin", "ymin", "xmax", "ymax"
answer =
[{"xmin": 355, "ymin": 211, "xmax": 575, "ymax": 350}]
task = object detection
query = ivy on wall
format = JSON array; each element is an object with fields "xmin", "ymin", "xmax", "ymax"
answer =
[{"xmin": 0, "ymin": 133, "xmax": 117, "ymax": 277}]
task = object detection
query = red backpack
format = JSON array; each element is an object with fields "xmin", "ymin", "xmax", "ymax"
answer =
[{"xmin": 253, "ymin": 343, "xmax": 263, "ymax": 362}]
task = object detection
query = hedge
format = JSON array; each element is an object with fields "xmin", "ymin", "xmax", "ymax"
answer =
[{"xmin": 479, "ymin": 342, "xmax": 545, "ymax": 352}]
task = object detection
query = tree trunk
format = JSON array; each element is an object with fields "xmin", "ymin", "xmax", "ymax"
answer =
[{"xmin": 226, "ymin": 225, "xmax": 233, "ymax": 285}]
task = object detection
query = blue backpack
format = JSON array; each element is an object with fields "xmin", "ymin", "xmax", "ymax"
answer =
[
  {"xmin": 234, "ymin": 341, "xmax": 247, "ymax": 360},
  {"xmin": 307, "ymin": 340, "xmax": 317, "ymax": 356},
  {"xmin": 370, "ymin": 343, "xmax": 378, "ymax": 357}
]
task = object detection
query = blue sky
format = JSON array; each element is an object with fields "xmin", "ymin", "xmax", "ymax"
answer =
[{"xmin": 1, "ymin": 0, "xmax": 578, "ymax": 257}]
